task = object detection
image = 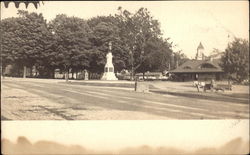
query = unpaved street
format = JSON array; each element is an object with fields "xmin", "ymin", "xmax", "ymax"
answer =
[{"xmin": 1, "ymin": 78, "xmax": 249, "ymax": 120}]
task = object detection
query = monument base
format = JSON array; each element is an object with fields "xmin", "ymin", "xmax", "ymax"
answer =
[{"xmin": 101, "ymin": 72, "xmax": 118, "ymax": 80}]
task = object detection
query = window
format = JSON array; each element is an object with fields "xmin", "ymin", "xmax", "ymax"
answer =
[
  {"xmin": 109, "ymin": 67, "xmax": 113, "ymax": 72},
  {"xmin": 105, "ymin": 67, "xmax": 108, "ymax": 72}
]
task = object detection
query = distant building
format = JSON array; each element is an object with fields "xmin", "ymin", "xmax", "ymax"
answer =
[
  {"xmin": 170, "ymin": 42, "xmax": 224, "ymax": 81},
  {"xmin": 195, "ymin": 42, "xmax": 205, "ymax": 60}
]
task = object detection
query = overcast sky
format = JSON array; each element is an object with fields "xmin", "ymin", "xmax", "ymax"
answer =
[{"xmin": 1, "ymin": 1, "xmax": 249, "ymax": 58}]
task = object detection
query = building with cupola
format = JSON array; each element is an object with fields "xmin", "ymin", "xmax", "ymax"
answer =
[
  {"xmin": 170, "ymin": 42, "xmax": 224, "ymax": 81},
  {"xmin": 196, "ymin": 42, "xmax": 205, "ymax": 60}
]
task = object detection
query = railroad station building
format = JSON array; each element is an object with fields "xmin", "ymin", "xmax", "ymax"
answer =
[{"xmin": 170, "ymin": 42, "xmax": 224, "ymax": 81}]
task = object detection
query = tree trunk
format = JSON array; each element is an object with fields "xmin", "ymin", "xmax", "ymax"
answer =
[
  {"xmin": 30, "ymin": 66, "xmax": 33, "ymax": 78},
  {"xmin": 1, "ymin": 65, "xmax": 4, "ymax": 78},
  {"xmin": 143, "ymin": 72, "xmax": 145, "ymax": 80},
  {"xmin": 130, "ymin": 72, "xmax": 133, "ymax": 81},
  {"xmin": 23, "ymin": 66, "xmax": 27, "ymax": 78},
  {"xmin": 89, "ymin": 72, "xmax": 92, "ymax": 80},
  {"xmin": 130, "ymin": 69, "xmax": 134, "ymax": 81},
  {"xmin": 65, "ymin": 69, "xmax": 69, "ymax": 82},
  {"xmin": 76, "ymin": 69, "xmax": 79, "ymax": 80},
  {"xmin": 50, "ymin": 68, "xmax": 55, "ymax": 79}
]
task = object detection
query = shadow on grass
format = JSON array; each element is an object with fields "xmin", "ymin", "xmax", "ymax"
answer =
[{"xmin": 150, "ymin": 90, "xmax": 249, "ymax": 105}]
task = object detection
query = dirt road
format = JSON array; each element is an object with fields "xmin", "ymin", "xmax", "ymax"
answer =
[{"xmin": 1, "ymin": 78, "xmax": 249, "ymax": 120}]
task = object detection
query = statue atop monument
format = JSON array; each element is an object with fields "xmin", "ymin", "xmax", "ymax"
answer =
[{"xmin": 101, "ymin": 42, "xmax": 118, "ymax": 80}]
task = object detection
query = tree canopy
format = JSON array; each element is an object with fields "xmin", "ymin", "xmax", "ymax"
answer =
[
  {"xmin": 220, "ymin": 38, "xmax": 249, "ymax": 83},
  {"xmin": 49, "ymin": 14, "xmax": 92, "ymax": 75},
  {"xmin": 1, "ymin": 10, "xmax": 53, "ymax": 77},
  {"xmin": 1, "ymin": 7, "xmax": 188, "ymax": 79}
]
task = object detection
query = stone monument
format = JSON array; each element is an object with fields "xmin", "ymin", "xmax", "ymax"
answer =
[
  {"xmin": 101, "ymin": 42, "xmax": 118, "ymax": 80},
  {"xmin": 84, "ymin": 69, "xmax": 88, "ymax": 80}
]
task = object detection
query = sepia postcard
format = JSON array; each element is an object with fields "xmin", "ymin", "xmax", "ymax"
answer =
[{"xmin": 1, "ymin": 1, "xmax": 249, "ymax": 154}]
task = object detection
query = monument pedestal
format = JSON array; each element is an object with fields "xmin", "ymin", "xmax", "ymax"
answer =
[
  {"xmin": 101, "ymin": 42, "xmax": 118, "ymax": 80},
  {"xmin": 101, "ymin": 59, "xmax": 118, "ymax": 80},
  {"xmin": 101, "ymin": 71, "xmax": 118, "ymax": 80}
]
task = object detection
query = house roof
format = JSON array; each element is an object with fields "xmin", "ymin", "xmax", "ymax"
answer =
[{"xmin": 170, "ymin": 59, "xmax": 223, "ymax": 73}]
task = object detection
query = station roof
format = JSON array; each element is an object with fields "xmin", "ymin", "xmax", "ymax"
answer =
[{"xmin": 170, "ymin": 59, "xmax": 223, "ymax": 73}]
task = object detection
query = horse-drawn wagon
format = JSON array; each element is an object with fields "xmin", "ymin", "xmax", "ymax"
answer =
[{"xmin": 194, "ymin": 80, "xmax": 232, "ymax": 92}]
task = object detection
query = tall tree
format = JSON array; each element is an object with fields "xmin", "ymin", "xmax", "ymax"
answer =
[
  {"xmin": 87, "ymin": 16, "xmax": 129, "ymax": 74},
  {"xmin": 115, "ymin": 7, "xmax": 173, "ymax": 79},
  {"xmin": 1, "ymin": 10, "xmax": 52, "ymax": 78},
  {"xmin": 49, "ymin": 14, "xmax": 92, "ymax": 80},
  {"xmin": 1, "ymin": 17, "xmax": 17, "ymax": 75},
  {"xmin": 220, "ymin": 38, "xmax": 249, "ymax": 82},
  {"xmin": 173, "ymin": 50, "xmax": 189, "ymax": 69}
]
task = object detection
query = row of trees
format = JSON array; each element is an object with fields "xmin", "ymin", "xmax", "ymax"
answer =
[{"xmin": 1, "ymin": 8, "xmax": 187, "ymax": 79}]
